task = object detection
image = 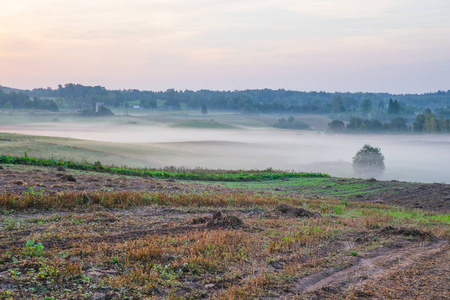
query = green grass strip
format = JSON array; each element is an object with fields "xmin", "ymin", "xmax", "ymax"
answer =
[{"xmin": 0, "ymin": 155, "xmax": 329, "ymax": 182}]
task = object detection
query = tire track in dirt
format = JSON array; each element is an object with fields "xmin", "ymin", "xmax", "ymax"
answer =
[{"xmin": 295, "ymin": 240, "xmax": 448, "ymax": 297}]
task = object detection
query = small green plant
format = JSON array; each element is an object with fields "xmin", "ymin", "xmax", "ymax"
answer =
[
  {"xmin": 24, "ymin": 240, "xmax": 45, "ymax": 257},
  {"xmin": 9, "ymin": 268, "xmax": 20, "ymax": 279},
  {"xmin": 3, "ymin": 217, "xmax": 16, "ymax": 230},
  {"xmin": 72, "ymin": 215, "xmax": 84, "ymax": 224},
  {"xmin": 25, "ymin": 186, "xmax": 42, "ymax": 196},
  {"xmin": 111, "ymin": 255, "xmax": 120, "ymax": 265},
  {"xmin": 350, "ymin": 251, "xmax": 359, "ymax": 256},
  {"xmin": 38, "ymin": 262, "xmax": 57, "ymax": 279},
  {"xmin": 333, "ymin": 205, "xmax": 344, "ymax": 215}
]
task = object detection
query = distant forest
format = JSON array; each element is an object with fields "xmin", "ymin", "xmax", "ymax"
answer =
[{"xmin": 1, "ymin": 84, "xmax": 450, "ymax": 121}]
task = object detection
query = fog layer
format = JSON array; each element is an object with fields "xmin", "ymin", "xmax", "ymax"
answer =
[{"xmin": 1, "ymin": 123, "xmax": 449, "ymax": 183}]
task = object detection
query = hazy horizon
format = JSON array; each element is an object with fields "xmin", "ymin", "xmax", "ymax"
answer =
[
  {"xmin": 1, "ymin": 121, "xmax": 449, "ymax": 184},
  {"xmin": 1, "ymin": 1, "xmax": 449, "ymax": 94},
  {"xmin": 2, "ymin": 82, "xmax": 450, "ymax": 96}
]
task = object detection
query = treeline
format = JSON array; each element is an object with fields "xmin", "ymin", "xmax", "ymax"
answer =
[
  {"xmin": 0, "ymin": 90, "xmax": 58, "ymax": 111},
  {"xmin": 274, "ymin": 116, "xmax": 310, "ymax": 130},
  {"xmin": 14, "ymin": 83, "xmax": 450, "ymax": 115},
  {"xmin": 328, "ymin": 117, "xmax": 409, "ymax": 133},
  {"xmin": 413, "ymin": 108, "xmax": 450, "ymax": 133},
  {"xmin": 328, "ymin": 109, "xmax": 450, "ymax": 133}
]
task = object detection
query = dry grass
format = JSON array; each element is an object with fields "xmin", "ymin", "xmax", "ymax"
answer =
[{"xmin": 0, "ymin": 189, "xmax": 448, "ymax": 299}]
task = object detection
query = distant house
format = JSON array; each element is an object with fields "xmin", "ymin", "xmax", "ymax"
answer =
[{"xmin": 133, "ymin": 105, "xmax": 141, "ymax": 109}]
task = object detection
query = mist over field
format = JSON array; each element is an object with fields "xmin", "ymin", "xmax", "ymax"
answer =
[{"xmin": 1, "ymin": 121, "xmax": 449, "ymax": 184}]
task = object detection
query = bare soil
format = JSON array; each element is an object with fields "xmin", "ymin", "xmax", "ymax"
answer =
[
  {"xmin": 0, "ymin": 165, "xmax": 449, "ymax": 299},
  {"xmin": 0, "ymin": 165, "xmax": 232, "ymax": 194}
]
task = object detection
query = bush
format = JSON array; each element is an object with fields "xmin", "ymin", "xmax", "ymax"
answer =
[
  {"xmin": 328, "ymin": 120, "xmax": 345, "ymax": 132},
  {"xmin": 96, "ymin": 105, "xmax": 115, "ymax": 116},
  {"xmin": 352, "ymin": 144, "xmax": 385, "ymax": 178},
  {"xmin": 274, "ymin": 117, "xmax": 310, "ymax": 130}
]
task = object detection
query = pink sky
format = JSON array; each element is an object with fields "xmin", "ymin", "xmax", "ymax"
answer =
[{"xmin": 1, "ymin": 0, "xmax": 449, "ymax": 93}]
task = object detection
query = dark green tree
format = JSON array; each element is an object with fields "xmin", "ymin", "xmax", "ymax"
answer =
[
  {"xmin": 413, "ymin": 113, "xmax": 426, "ymax": 132},
  {"xmin": 387, "ymin": 99, "xmax": 400, "ymax": 115},
  {"xmin": 369, "ymin": 119, "xmax": 383, "ymax": 131},
  {"xmin": 201, "ymin": 104, "xmax": 208, "ymax": 116},
  {"xmin": 328, "ymin": 120, "xmax": 345, "ymax": 132},
  {"xmin": 361, "ymin": 98, "xmax": 372, "ymax": 115},
  {"xmin": 389, "ymin": 117, "xmax": 408, "ymax": 131}
]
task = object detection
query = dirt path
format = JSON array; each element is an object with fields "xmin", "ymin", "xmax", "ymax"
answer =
[{"xmin": 294, "ymin": 240, "xmax": 449, "ymax": 299}]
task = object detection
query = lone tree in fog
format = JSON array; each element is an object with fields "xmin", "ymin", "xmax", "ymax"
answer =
[
  {"xmin": 201, "ymin": 104, "xmax": 208, "ymax": 116},
  {"xmin": 352, "ymin": 144, "xmax": 385, "ymax": 178}
]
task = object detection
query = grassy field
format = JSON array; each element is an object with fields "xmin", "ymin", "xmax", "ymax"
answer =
[
  {"xmin": 206, "ymin": 177, "xmax": 402, "ymax": 198},
  {"xmin": 0, "ymin": 132, "xmax": 162, "ymax": 168}
]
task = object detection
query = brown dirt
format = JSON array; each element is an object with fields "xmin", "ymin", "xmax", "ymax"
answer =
[
  {"xmin": 352, "ymin": 181, "xmax": 450, "ymax": 212},
  {"xmin": 276, "ymin": 204, "xmax": 321, "ymax": 218},
  {"xmin": 380, "ymin": 225, "xmax": 437, "ymax": 241},
  {"xmin": 192, "ymin": 211, "xmax": 244, "ymax": 229},
  {"xmin": 0, "ymin": 165, "xmax": 233, "ymax": 194},
  {"xmin": 293, "ymin": 241, "xmax": 449, "ymax": 299},
  {"xmin": 0, "ymin": 203, "xmax": 448, "ymax": 299}
]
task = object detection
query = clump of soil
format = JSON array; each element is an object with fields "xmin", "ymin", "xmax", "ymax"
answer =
[
  {"xmin": 192, "ymin": 211, "xmax": 243, "ymax": 229},
  {"xmin": 56, "ymin": 166, "xmax": 66, "ymax": 172},
  {"xmin": 380, "ymin": 226, "xmax": 436, "ymax": 241},
  {"xmin": 59, "ymin": 174, "xmax": 76, "ymax": 182},
  {"xmin": 276, "ymin": 204, "xmax": 321, "ymax": 218}
]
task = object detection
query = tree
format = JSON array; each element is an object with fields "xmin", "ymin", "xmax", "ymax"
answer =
[
  {"xmin": 413, "ymin": 113, "xmax": 426, "ymax": 132},
  {"xmin": 369, "ymin": 119, "xmax": 383, "ymax": 131},
  {"xmin": 387, "ymin": 99, "xmax": 400, "ymax": 115},
  {"xmin": 332, "ymin": 94, "xmax": 344, "ymax": 115},
  {"xmin": 328, "ymin": 120, "xmax": 345, "ymax": 132},
  {"xmin": 287, "ymin": 116, "xmax": 295, "ymax": 126},
  {"xmin": 352, "ymin": 144, "xmax": 385, "ymax": 179},
  {"xmin": 201, "ymin": 104, "xmax": 208, "ymax": 116},
  {"xmin": 274, "ymin": 117, "xmax": 309, "ymax": 130},
  {"xmin": 361, "ymin": 98, "xmax": 372, "ymax": 115},
  {"xmin": 389, "ymin": 116, "xmax": 408, "ymax": 131},
  {"xmin": 140, "ymin": 98, "xmax": 157, "ymax": 110},
  {"xmin": 96, "ymin": 105, "xmax": 114, "ymax": 116},
  {"xmin": 3, "ymin": 101, "xmax": 13, "ymax": 110}
]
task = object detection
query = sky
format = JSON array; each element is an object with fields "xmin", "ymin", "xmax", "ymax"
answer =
[{"xmin": 1, "ymin": 0, "xmax": 450, "ymax": 93}]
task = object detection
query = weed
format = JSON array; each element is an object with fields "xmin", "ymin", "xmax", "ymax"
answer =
[
  {"xmin": 333, "ymin": 205, "xmax": 344, "ymax": 215},
  {"xmin": 24, "ymin": 240, "xmax": 45, "ymax": 257},
  {"xmin": 2, "ymin": 217, "xmax": 16, "ymax": 230}
]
